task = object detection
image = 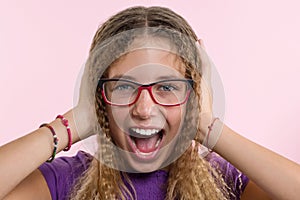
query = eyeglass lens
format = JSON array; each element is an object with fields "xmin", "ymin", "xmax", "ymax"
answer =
[{"xmin": 103, "ymin": 80, "xmax": 191, "ymax": 106}]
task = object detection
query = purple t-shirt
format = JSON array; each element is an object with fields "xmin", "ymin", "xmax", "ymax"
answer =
[{"xmin": 39, "ymin": 151, "xmax": 248, "ymax": 200}]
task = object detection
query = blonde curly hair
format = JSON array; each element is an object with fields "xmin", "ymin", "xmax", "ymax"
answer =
[{"xmin": 70, "ymin": 6, "xmax": 231, "ymax": 200}]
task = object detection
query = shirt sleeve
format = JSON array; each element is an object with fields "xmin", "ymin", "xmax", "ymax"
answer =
[
  {"xmin": 206, "ymin": 153, "xmax": 249, "ymax": 200},
  {"xmin": 38, "ymin": 151, "xmax": 92, "ymax": 200}
]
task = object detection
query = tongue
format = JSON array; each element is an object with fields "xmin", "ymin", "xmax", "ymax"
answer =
[{"xmin": 134, "ymin": 134, "xmax": 160, "ymax": 153}]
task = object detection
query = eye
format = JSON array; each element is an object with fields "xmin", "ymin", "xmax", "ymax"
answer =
[
  {"xmin": 157, "ymin": 83, "xmax": 178, "ymax": 91},
  {"xmin": 113, "ymin": 84, "xmax": 135, "ymax": 91}
]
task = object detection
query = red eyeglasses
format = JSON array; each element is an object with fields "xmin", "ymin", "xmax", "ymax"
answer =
[{"xmin": 97, "ymin": 78, "xmax": 194, "ymax": 106}]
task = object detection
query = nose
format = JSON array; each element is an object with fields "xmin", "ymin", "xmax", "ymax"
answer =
[{"xmin": 132, "ymin": 89, "xmax": 156, "ymax": 119}]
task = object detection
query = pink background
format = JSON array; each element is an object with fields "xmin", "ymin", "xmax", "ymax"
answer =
[{"xmin": 1, "ymin": 1, "xmax": 299, "ymax": 162}]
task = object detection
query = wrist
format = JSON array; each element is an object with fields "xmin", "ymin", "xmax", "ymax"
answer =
[
  {"xmin": 199, "ymin": 115, "xmax": 224, "ymax": 150},
  {"xmin": 47, "ymin": 115, "xmax": 75, "ymax": 152},
  {"xmin": 199, "ymin": 112, "xmax": 213, "ymax": 137},
  {"xmin": 204, "ymin": 118, "xmax": 223, "ymax": 151},
  {"xmin": 50, "ymin": 110, "xmax": 81, "ymax": 150}
]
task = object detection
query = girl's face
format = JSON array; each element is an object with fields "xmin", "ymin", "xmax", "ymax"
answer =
[{"xmin": 104, "ymin": 48, "xmax": 192, "ymax": 172}]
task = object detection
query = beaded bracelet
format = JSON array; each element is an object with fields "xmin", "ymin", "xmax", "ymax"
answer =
[
  {"xmin": 40, "ymin": 123, "xmax": 58, "ymax": 162},
  {"xmin": 206, "ymin": 117, "xmax": 219, "ymax": 151},
  {"xmin": 56, "ymin": 115, "xmax": 72, "ymax": 151}
]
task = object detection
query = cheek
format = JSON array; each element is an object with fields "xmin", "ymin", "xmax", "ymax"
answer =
[
  {"xmin": 166, "ymin": 106, "xmax": 186, "ymax": 132},
  {"xmin": 106, "ymin": 107, "xmax": 124, "ymax": 142},
  {"xmin": 107, "ymin": 106, "xmax": 128, "ymax": 127}
]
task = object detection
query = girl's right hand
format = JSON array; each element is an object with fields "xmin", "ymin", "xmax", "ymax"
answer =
[{"xmin": 73, "ymin": 62, "xmax": 98, "ymax": 140}]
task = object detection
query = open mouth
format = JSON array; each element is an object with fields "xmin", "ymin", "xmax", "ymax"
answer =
[{"xmin": 126, "ymin": 127, "xmax": 165, "ymax": 160}]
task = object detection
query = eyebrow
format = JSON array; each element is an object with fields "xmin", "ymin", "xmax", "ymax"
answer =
[
  {"xmin": 109, "ymin": 75, "xmax": 137, "ymax": 81},
  {"xmin": 109, "ymin": 74, "xmax": 185, "ymax": 82},
  {"xmin": 156, "ymin": 75, "xmax": 185, "ymax": 80}
]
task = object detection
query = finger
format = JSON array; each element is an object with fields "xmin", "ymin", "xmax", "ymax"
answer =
[
  {"xmin": 197, "ymin": 38, "xmax": 206, "ymax": 50},
  {"xmin": 195, "ymin": 41, "xmax": 214, "ymax": 116},
  {"xmin": 195, "ymin": 40, "xmax": 211, "ymax": 82},
  {"xmin": 195, "ymin": 40, "xmax": 213, "ymax": 98}
]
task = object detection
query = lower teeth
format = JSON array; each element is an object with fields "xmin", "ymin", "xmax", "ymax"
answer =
[{"xmin": 138, "ymin": 151, "xmax": 154, "ymax": 156}]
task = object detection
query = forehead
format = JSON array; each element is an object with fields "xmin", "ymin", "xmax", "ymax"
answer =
[{"xmin": 107, "ymin": 48, "xmax": 186, "ymax": 81}]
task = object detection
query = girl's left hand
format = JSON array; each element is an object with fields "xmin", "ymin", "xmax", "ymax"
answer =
[{"xmin": 196, "ymin": 39, "xmax": 223, "ymax": 151}]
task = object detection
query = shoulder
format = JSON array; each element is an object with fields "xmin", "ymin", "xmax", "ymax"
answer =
[
  {"xmin": 38, "ymin": 151, "xmax": 93, "ymax": 200},
  {"xmin": 205, "ymin": 152, "xmax": 249, "ymax": 200}
]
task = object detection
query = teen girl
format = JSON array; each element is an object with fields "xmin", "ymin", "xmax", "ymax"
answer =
[{"xmin": 1, "ymin": 6, "xmax": 300, "ymax": 200}]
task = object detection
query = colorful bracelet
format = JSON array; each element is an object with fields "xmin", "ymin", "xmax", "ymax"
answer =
[
  {"xmin": 206, "ymin": 117, "xmax": 219, "ymax": 151},
  {"xmin": 40, "ymin": 123, "xmax": 58, "ymax": 162},
  {"xmin": 56, "ymin": 115, "xmax": 72, "ymax": 151}
]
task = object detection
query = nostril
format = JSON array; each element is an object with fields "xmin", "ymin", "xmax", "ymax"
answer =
[
  {"xmin": 132, "ymin": 105, "xmax": 153, "ymax": 119},
  {"xmin": 131, "ymin": 105, "xmax": 156, "ymax": 122}
]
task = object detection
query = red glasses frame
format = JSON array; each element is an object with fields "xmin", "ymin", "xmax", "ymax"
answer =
[{"xmin": 97, "ymin": 78, "xmax": 194, "ymax": 107}]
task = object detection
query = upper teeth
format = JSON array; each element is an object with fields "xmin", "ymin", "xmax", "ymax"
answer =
[{"xmin": 131, "ymin": 128, "xmax": 160, "ymax": 136}]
